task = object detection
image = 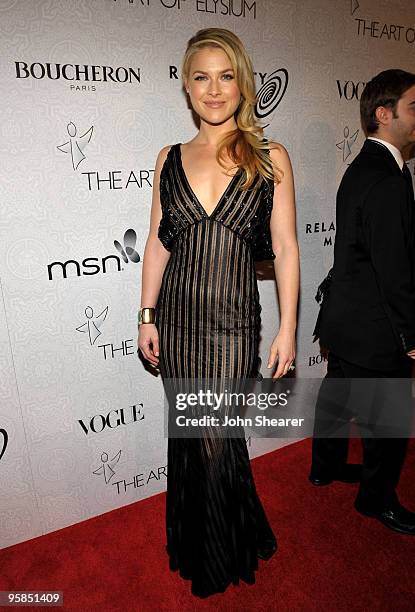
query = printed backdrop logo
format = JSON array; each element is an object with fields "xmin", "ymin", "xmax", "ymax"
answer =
[
  {"xmin": 112, "ymin": 0, "xmax": 257, "ymax": 19},
  {"xmin": 75, "ymin": 303, "xmax": 135, "ymax": 360},
  {"xmin": 305, "ymin": 220, "xmax": 335, "ymax": 247},
  {"xmin": 350, "ymin": 1, "xmax": 415, "ymax": 44},
  {"xmin": 308, "ymin": 352, "xmax": 328, "ymax": 367},
  {"xmin": 15, "ymin": 61, "xmax": 141, "ymax": 88},
  {"xmin": 79, "ymin": 404, "xmax": 144, "ymax": 435},
  {"xmin": 0, "ymin": 428, "xmax": 8, "ymax": 462},
  {"xmin": 195, "ymin": 0, "xmax": 257, "ymax": 19},
  {"xmin": 336, "ymin": 126, "xmax": 359, "ymax": 162},
  {"xmin": 255, "ymin": 69, "xmax": 288, "ymax": 121},
  {"xmin": 82, "ymin": 168, "xmax": 154, "ymax": 190},
  {"xmin": 93, "ymin": 450, "xmax": 122, "ymax": 484},
  {"xmin": 114, "ymin": 228, "xmax": 140, "ymax": 263},
  {"xmin": 47, "ymin": 228, "xmax": 141, "ymax": 281},
  {"xmin": 92, "ymin": 448, "xmax": 168, "ymax": 495},
  {"xmin": 56, "ymin": 121, "xmax": 154, "ymax": 187},
  {"xmin": 336, "ymin": 80, "xmax": 366, "ymax": 101},
  {"xmin": 76, "ymin": 306, "xmax": 109, "ymax": 345},
  {"xmin": 57, "ymin": 122, "xmax": 94, "ymax": 171}
]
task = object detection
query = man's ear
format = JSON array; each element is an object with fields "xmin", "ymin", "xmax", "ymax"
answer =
[{"xmin": 375, "ymin": 105, "xmax": 392, "ymax": 127}]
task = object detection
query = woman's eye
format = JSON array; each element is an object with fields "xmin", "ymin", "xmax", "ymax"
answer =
[
  {"xmin": 222, "ymin": 74, "xmax": 234, "ymax": 80},
  {"xmin": 194, "ymin": 75, "xmax": 207, "ymax": 81}
]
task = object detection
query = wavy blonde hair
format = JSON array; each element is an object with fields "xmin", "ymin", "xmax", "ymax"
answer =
[{"xmin": 181, "ymin": 28, "xmax": 283, "ymax": 189}]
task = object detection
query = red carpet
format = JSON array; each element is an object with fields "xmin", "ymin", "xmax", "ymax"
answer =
[{"xmin": 1, "ymin": 438, "xmax": 414, "ymax": 611}]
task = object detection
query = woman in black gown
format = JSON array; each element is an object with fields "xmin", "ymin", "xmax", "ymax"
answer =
[{"xmin": 138, "ymin": 28, "xmax": 299, "ymax": 598}]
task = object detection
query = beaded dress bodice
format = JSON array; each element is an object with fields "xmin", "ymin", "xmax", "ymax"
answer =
[{"xmin": 158, "ymin": 144, "xmax": 276, "ymax": 263}]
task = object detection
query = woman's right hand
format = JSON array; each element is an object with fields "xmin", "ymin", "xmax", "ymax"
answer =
[{"xmin": 137, "ymin": 324, "xmax": 160, "ymax": 367}]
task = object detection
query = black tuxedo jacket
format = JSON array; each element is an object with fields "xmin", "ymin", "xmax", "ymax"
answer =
[{"xmin": 317, "ymin": 139, "xmax": 415, "ymax": 370}]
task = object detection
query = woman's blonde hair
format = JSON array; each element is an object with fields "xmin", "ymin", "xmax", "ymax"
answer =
[{"xmin": 181, "ymin": 28, "xmax": 283, "ymax": 189}]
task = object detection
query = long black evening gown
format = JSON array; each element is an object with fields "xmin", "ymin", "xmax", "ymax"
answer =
[{"xmin": 155, "ymin": 143, "xmax": 277, "ymax": 598}]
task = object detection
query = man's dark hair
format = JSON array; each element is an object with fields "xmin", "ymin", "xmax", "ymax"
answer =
[{"xmin": 360, "ymin": 69, "xmax": 415, "ymax": 135}]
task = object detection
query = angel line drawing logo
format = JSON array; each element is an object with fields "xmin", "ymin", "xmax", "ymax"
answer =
[
  {"xmin": 57, "ymin": 122, "xmax": 94, "ymax": 170},
  {"xmin": 76, "ymin": 306, "xmax": 109, "ymax": 345},
  {"xmin": 336, "ymin": 126, "xmax": 359, "ymax": 162},
  {"xmin": 93, "ymin": 450, "xmax": 122, "ymax": 484}
]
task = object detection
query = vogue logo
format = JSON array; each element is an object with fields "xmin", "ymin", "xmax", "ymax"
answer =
[
  {"xmin": 15, "ymin": 62, "xmax": 141, "ymax": 83},
  {"xmin": 336, "ymin": 80, "xmax": 366, "ymax": 101},
  {"xmin": 79, "ymin": 404, "xmax": 144, "ymax": 435}
]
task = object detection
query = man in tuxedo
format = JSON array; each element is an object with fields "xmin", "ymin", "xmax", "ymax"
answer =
[{"xmin": 311, "ymin": 69, "xmax": 415, "ymax": 535}]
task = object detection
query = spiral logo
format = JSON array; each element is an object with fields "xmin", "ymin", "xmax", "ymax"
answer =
[
  {"xmin": 0, "ymin": 429, "xmax": 8, "ymax": 462},
  {"xmin": 255, "ymin": 69, "xmax": 288, "ymax": 119}
]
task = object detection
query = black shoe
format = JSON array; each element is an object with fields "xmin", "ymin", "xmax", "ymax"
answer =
[
  {"xmin": 309, "ymin": 464, "xmax": 362, "ymax": 486},
  {"xmin": 257, "ymin": 539, "xmax": 278, "ymax": 560},
  {"xmin": 354, "ymin": 500, "xmax": 415, "ymax": 535}
]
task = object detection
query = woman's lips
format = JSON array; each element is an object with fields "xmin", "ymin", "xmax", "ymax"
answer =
[{"xmin": 204, "ymin": 101, "xmax": 225, "ymax": 108}]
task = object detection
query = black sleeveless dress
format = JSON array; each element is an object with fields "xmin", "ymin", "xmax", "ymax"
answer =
[{"xmin": 155, "ymin": 143, "xmax": 277, "ymax": 598}]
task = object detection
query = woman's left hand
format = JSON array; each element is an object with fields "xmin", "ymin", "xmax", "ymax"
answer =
[{"xmin": 267, "ymin": 330, "xmax": 296, "ymax": 378}]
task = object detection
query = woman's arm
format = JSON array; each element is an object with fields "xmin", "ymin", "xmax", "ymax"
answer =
[
  {"xmin": 267, "ymin": 143, "xmax": 300, "ymax": 378},
  {"xmin": 137, "ymin": 145, "xmax": 172, "ymax": 366}
]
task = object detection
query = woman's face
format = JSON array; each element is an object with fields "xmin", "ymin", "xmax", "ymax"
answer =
[{"xmin": 185, "ymin": 46, "xmax": 241, "ymax": 126}]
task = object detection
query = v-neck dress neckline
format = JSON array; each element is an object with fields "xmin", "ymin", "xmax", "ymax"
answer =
[{"xmin": 176, "ymin": 143, "xmax": 242, "ymax": 220}]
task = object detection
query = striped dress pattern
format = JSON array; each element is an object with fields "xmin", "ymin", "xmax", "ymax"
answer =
[{"xmin": 155, "ymin": 143, "xmax": 277, "ymax": 598}]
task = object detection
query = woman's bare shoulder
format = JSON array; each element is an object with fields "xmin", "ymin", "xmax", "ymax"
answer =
[
  {"xmin": 154, "ymin": 145, "xmax": 176, "ymax": 178},
  {"xmin": 267, "ymin": 141, "xmax": 292, "ymax": 170},
  {"xmin": 156, "ymin": 144, "xmax": 174, "ymax": 166},
  {"xmin": 267, "ymin": 140, "xmax": 289, "ymax": 157}
]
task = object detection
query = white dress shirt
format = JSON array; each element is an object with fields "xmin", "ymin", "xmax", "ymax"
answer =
[{"xmin": 367, "ymin": 136, "xmax": 404, "ymax": 170}]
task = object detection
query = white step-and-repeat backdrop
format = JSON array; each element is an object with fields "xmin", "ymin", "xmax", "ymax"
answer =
[{"xmin": 1, "ymin": 0, "xmax": 414, "ymax": 549}]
